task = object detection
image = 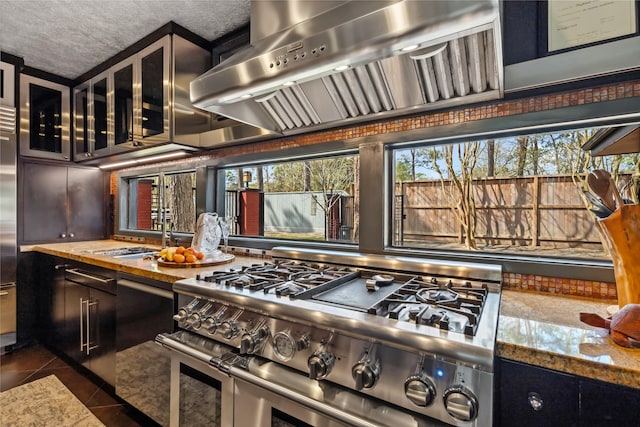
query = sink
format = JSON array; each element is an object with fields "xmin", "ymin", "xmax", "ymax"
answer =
[
  {"xmin": 112, "ymin": 252, "xmax": 157, "ymax": 260},
  {"xmin": 92, "ymin": 247, "xmax": 157, "ymax": 257}
]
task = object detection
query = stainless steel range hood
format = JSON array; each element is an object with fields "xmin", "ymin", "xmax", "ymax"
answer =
[{"xmin": 191, "ymin": 0, "xmax": 503, "ymax": 135}]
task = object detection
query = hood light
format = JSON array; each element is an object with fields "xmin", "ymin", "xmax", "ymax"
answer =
[
  {"xmin": 283, "ymin": 81, "xmax": 296, "ymax": 87},
  {"xmin": 99, "ymin": 151, "xmax": 190, "ymax": 170},
  {"xmin": 240, "ymin": 94, "xmax": 252, "ymax": 99},
  {"xmin": 409, "ymin": 42, "xmax": 448, "ymax": 60},
  {"xmin": 401, "ymin": 44, "xmax": 419, "ymax": 52},
  {"xmin": 334, "ymin": 65, "xmax": 349, "ymax": 72}
]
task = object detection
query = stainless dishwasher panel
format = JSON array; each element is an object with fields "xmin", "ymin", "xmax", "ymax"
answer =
[{"xmin": 116, "ymin": 274, "xmax": 174, "ymax": 426}]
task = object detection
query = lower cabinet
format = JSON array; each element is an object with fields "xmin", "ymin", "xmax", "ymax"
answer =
[
  {"xmin": 64, "ymin": 277, "xmax": 116, "ymax": 386},
  {"xmin": 497, "ymin": 358, "xmax": 640, "ymax": 427},
  {"xmin": 40, "ymin": 257, "xmax": 116, "ymax": 386}
]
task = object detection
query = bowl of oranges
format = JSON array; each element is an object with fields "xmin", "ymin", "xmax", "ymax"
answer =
[{"xmin": 157, "ymin": 246, "xmax": 233, "ymax": 268}]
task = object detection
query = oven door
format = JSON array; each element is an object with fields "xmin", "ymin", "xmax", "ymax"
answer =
[
  {"xmin": 156, "ymin": 331, "xmax": 235, "ymax": 427},
  {"xmin": 158, "ymin": 331, "xmax": 445, "ymax": 427},
  {"xmin": 230, "ymin": 357, "xmax": 439, "ymax": 427}
]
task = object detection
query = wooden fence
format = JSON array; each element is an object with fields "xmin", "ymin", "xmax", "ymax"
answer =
[{"xmin": 395, "ymin": 174, "xmax": 631, "ymax": 249}]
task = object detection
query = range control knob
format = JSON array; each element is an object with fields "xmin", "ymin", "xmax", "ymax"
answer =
[
  {"xmin": 186, "ymin": 312, "xmax": 204, "ymax": 330},
  {"xmin": 202, "ymin": 316, "xmax": 220, "ymax": 334},
  {"xmin": 218, "ymin": 320, "xmax": 240, "ymax": 339},
  {"xmin": 240, "ymin": 326, "xmax": 270, "ymax": 354},
  {"xmin": 172, "ymin": 308, "xmax": 189, "ymax": 324},
  {"xmin": 404, "ymin": 375, "xmax": 436, "ymax": 407},
  {"xmin": 443, "ymin": 385, "xmax": 479, "ymax": 422},
  {"xmin": 352, "ymin": 358, "xmax": 380, "ymax": 390},
  {"xmin": 308, "ymin": 351, "xmax": 335, "ymax": 380}
]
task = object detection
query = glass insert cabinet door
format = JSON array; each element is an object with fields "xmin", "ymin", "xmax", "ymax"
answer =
[
  {"xmin": 141, "ymin": 46, "xmax": 164, "ymax": 138},
  {"xmin": 73, "ymin": 84, "xmax": 89, "ymax": 156},
  {"xmin": 20, "ymin": 74, "xmax": 71, "ymax": 161},
  {"xmin": 113, "ymin": 59, "xmax": 135, "ymax": 147},
  {"xmin": 93, "ymin": 75, "xmax": 109, "ymax": 152},
  {"xmin": 111, "ymin": 36, "xmax": 170, "ymax": 152},
  {"xmin": 137, "ymin": 36, "xmax": 170, "ymax": 143}
]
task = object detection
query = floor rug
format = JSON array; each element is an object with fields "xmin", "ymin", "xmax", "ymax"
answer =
[{"xmin": 0, "ymin": 374, "xmax": 105, "ymax": 427}]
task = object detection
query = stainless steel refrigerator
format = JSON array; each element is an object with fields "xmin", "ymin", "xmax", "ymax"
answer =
[{"xmin": 1, "ymin": 60, "xmax": 17, "ymax": 350}]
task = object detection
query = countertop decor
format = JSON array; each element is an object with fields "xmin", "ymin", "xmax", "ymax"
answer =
[
  {"xmin": 599, "ymin": 203, "xmax": 640, "ymax": 308},
  {"xmin": 25, "ymin": 240, "xmax": 640, "ymax": 390}
]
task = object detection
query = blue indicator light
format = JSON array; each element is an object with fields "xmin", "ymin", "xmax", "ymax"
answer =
[{"xmin": 436, "ymin": 368, "xmax": 445, "ymax": 378}]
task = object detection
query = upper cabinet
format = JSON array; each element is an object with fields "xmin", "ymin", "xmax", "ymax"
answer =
[
  {"xmin": 74, "ymin": 71, "xmax": 110, "ymax": 160},
  {"xmin": 1, "ymin": 61, "xmax": 15, "ymax": 109},
  {"xmin": 20, "ymin": 75, "xmax": 71, "ymax": 161},
  {"xmin": 74, "ymin": 34, "xmax": 213, "ymax": 161}
]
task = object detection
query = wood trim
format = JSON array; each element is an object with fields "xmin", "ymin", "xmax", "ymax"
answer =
[{"xmin": 20, "ymin": 66, "xmax": 74, "ymax": 87}]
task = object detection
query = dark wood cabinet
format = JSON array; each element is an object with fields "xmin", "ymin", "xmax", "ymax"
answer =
[
  {"xmin": 498, "ymin": 359, "xmax": 578, "ymax": 427},
  {"xmin": 579, "ymin": 379, "xmax": 640, "ymax": 427},
  {"xmin": 64, "ymin": 277, "xmax": 116, "ymax": 386},
  {"xmin": 497, "ymin": 358, "xmax": 640, "ymax": 427},
  {"xmin": 21, "ymin": 161, "xmax": 106, "ymax": 243},
  {"xmin": 40, "ymin": 256, "xmax": 116, "ymax": 386}
]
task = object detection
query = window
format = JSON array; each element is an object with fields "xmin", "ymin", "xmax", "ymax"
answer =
[
  {"xmin": 124, "ymin": 170, "xmax": 196, "ymax": 233},
  {"xmin": 218, "ymin": 154, "xmax": 359, "ymax": 243},
  {"xmin": 392, "ymin": 127, "xmax": 640, "ymax": 259}
]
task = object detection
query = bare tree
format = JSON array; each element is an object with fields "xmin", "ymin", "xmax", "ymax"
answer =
[
  {"xmin": 307, "ymin": 158, "xmax": 354, "ymax": 240},
  {"xmin": 487, "ymin": 139, "xmax": 495, "ymax": 177},
  {"xmin": 167, "ymin": 172, "xmax": 195, "ymax": 232},
  {"xmin": 352, "ymin": 156, "xmax": 360, "ymax": 241},
  {"xmin": 304, "ymin": 160, "xmax": 311, "ymax": 191},
  {"xmin": 430, "ymin": 143, "xmax": 479, "ymax": 250},
  {"xmin": 515, "ymin": 136, "xmax": 528, "ymax": 176}
]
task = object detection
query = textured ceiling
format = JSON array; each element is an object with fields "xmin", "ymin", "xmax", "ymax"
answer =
[{"xmin": 0, "ymin": 0, "xmax": 251, "ymax": 79}]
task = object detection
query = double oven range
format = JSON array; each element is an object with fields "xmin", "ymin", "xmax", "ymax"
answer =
[{"xmin": 156, "ymin": 247, "xmax": 502, "ymax": 427}]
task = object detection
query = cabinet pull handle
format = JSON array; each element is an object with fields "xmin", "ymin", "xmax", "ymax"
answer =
[
  {"xmin": 60, "ymin": 233, "xmax": 67, "ymax": 238},
  {"xmin": 54, "ymin": 264, "xmax": 71, "ymax": 270},
  {"xmin": 68, "ymin": 232, "xmax": 75, "ymax": 238},
  {"xmin": 86, "ymin": 299, "xmax": 98, "ymax": 354},
  {"xmin": 0, "ymin": 291, "xmax": 8, "ymax": 296},
  {"xmin": 527, "ymin": 392, "xmax": 543, "ymax": 411},
  {"xmin": 80, "ymin": 298, "xmax": 86, "ymax": 353},
  {"xmin": 66, "ymin": 268, "xmax": 114, "ymax": 285}
]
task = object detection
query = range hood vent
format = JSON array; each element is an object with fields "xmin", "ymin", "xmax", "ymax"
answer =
[{"xmin": 191, "ymin": 0, "xmax": 503, "ymax": 135}]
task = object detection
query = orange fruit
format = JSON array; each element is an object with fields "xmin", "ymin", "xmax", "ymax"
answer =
[
  {"xmin": 173, "ymin": 253, "xmax": 186, "ymax": 263},
  {"xmin": 176, "ymin": 246, "xmax": 185, "ymax": 255},
  {"xmin": 196, "ymin": 251, "xmax": 204, "ymax": 260},
  {"xmin": 184, "ymin": 247, "xmax": 195, "ymax": 255},
  {"xmin": 185, "ymin": 254, "xmax": 196, "ymax": 263}
]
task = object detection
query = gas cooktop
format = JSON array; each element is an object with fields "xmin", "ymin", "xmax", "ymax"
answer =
[{"xmin": 169, "ymin": 247, "xmax": 502, "ymax": 426}]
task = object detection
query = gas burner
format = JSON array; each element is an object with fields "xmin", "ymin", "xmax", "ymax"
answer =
[
  {"xmin": 273, "ymin": 281, "xmax": 310, "ymax": 296},
  {"xmin": 417, "ymin": 288, "xmax": 459, "ymax": 304}
]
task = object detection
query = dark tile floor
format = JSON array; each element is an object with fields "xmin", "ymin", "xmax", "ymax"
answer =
[{"xmin": 0, "ymin": 344, "xmax": 156, "ymax": 427}]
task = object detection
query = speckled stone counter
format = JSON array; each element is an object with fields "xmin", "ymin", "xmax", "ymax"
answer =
[
  {"xmin": 499, "ymin": 290, "xmax": 640, "ymax": 389},
  {"xmin": 22, "ymin": 240, "xmax": 261, "ymax": 283},
  {"xmin": 24, "ymin": 241, "xmax": 640, "ymax": 390}
]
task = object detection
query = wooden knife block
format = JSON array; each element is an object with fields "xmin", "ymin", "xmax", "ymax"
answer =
[{"xmin": 599, "ymin": 204, "xmax": 640, "ymax": 307}]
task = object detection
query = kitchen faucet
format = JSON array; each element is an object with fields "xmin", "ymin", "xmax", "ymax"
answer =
[{"xmin": 162, "ymin": 221, "xmax": 178, "ymax": 247}]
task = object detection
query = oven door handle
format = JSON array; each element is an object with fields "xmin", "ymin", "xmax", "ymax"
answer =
[
  {"xmin": 227, "ymin": 366, "xmax": 383, "ymax": 427},
  {"xmin": 154, "ymin": 333, "xmax": 216, "ymax": 365}
]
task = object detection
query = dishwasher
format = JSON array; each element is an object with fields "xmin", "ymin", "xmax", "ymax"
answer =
[{"xmin": 116, "ymin": 273, "xmax": 174, "ymax": 427}]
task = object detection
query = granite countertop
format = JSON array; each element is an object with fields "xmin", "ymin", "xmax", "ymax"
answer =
[
  {"xmin": 499, "ymin": 290, "xmax": 640, "ymax": 389},
  {"xmin": 22, "ymin": 240, "xmax": 260, "ymax": 283},
  {"xmin": 24, "ymin": 240, "xmax": 640, "ymax": 390}
]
